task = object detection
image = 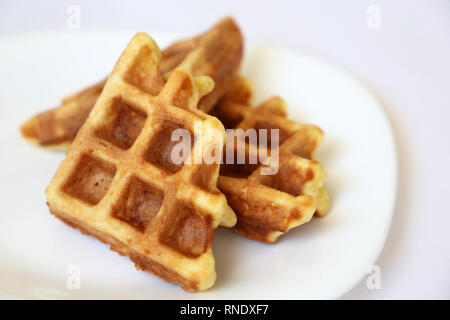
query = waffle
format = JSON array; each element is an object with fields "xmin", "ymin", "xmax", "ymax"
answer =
[
  {"xmin": 210, "ymin": 77, "xmax": 329, "ymax": 243},
  {"xmin": 21, "ymin": 17, "xmax": 243, "ymax": 149},
  {"xmin": 46, "ymin": 33, "xmax": 236, "ymax": 292}
]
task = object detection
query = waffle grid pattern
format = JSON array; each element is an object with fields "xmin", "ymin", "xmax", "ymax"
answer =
[
  {"xmin": 46, "ymin": 33, "xmax": 235, "ymax": 291},
  {"xmin": 212, "ymin": 78, "xmax": 329, "ymax": 243}
]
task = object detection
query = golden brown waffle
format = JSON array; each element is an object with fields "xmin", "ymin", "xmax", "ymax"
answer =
[
  {"xmin": 210, "ymin": 77, "xmax": 329, "ymax": 243},
  {"xmin": 21, "ymin": 17, "xmax": 243, "ymax": 148},
  {"xmin": 46, "ymin": 33, "xmax": 236, "ymax": 292}
]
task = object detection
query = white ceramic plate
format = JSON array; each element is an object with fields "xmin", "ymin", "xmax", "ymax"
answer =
[{"xmin": 0, "ymin": 31, "xmax": 397, "ymax": 299}]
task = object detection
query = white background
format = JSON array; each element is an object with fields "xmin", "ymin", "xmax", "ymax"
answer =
[{"xmin": 1, "ymin": 0, "xmax": 449, "ymax": 299}]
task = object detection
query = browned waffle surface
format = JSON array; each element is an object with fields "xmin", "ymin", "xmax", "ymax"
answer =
[
  {"xmin": 46, "ymin": 33, "xmax": 236, "ymax": 292},
  {"xmin": 21, "ymin": 17, "xmax": 243, "ymax": 148},
  {"xmin": 210, "ymin": 77, "xmax": 330, "ymax": 243}
]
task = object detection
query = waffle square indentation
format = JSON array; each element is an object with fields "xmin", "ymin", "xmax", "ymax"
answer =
[
  {"xmin": 95, "ymin": 98, "xmax": 146, "ymax": 149},
  {"xmin": 159, "ymin": 201, "xmax": 212, "ymax": 257},
  {"xmin": 62, "ymin": 155, "xmax": 116, "ymax": 205},
  {"xmin": 112, "ymin": 177, "xmax": 164, "ymax": 232},
  {"xmin": 258, "ymin": 161, "xmax": 314, "ymax": 197},
  {"xmin": 144, "ymin": 120, "xmax": 193, "ymax": 174}
]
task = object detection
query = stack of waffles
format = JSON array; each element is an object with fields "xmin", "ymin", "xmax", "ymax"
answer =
[{"xmin": 21, "ymin": 17, "xmax": 330, "ymax": 292}]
